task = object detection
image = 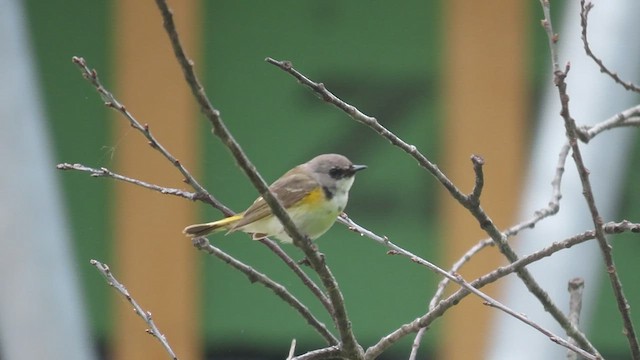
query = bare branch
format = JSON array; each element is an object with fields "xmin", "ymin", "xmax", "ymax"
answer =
[
  {"xmin": 292, "ymin": 346, "xmax": 342, "ymax": 360},
  {"xmin": 408, "ymin": 237, "xmax": 493, "ymax": 360},
  {"xmin": 452, "ymin": 271, "xmax": 596, "ymax": 359},
  {"xmin": 465, "ymin": 276, "xmax": 596, "ymax": 360},
  {"xmin": 408, "ymin": 327, "xmax": 427, "ymax": 360},
  {"xmin": 367, "ymin": 287, "xmax": 460, "ymax": 359},
  {"xmin": 472, "ymin": 221, "xmax": 639, "ymax": 290},
  {"xmin": 57, "ymin": 163, "xmax": 201, "ymax": 201},
  {"xmin": 467, "ymin": 154, "xmax": 485, "ymax": 206},
  {"xmin": 577, "ymin": 104, "xmax": 640, "ymax": 143},
  {"xmin": 286, "ymin": 339, "xmax": 297, "ymax": 360},
  {"xmin": 540, "ymin": 2, "xmax": 640, "ymax": 357},
  {"xmin": 579, "ymin": 0, "xmax": 640, "ymax": 93},
  {"xmin": 191, "ymin": 237, "xmax": 338, "ymax": 345},
  {"xmin": 428, "ymin": 239, "xmax": 494, "ymax": 310},
  {"xmin": 70, "ymin": 56, "xmax": 230, "ymax": 215},
  {"xmin": 567, "ymin": 278, "xmax": 585, "ymax": 360},
  {"xmin": 378, "ymin": 269, "xmax": 597, "ymax": 359},
  {"xmin": 153, "ymin": 2, "xmax": 361, "ymax": 357},
  {"xmin": 504, "ymin": 141, "xmax": 569, "ymax": 238},
  {"xmin": 258, "ymin": 239, "xmax": 334, "ymax": 317},
  {"xmin": 538, "ymin": 0, "xmax": 561, "ymax": 73},
  {"xmin": 90, "ymin": 259, "xmax": 178, "ymax": 360}
]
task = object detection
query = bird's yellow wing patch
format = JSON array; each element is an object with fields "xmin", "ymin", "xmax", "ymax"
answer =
[
  {"xmin": 231, "ymin": 172, "xmax": 321, "ymax": 229},
  {"xmin": 295, "ymin": 186, "xmax": 325, "ymax": 208}
]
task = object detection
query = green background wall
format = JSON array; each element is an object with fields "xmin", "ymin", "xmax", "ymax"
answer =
[{"xmin": 22, "ymin": 0, "xmax": 640, "ymax": 358}]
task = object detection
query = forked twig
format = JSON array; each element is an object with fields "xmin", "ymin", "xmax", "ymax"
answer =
[
  {"xmin": 286, "ymin": 339, "xmax": 297, "ymax": 360},
  {"xmin": 90, "ymin": 260, "xmax": 178, "ymax": 360},
  {"xmin": 57, "ymin": 163, "xmax": 201, "ymax": 201},
  {"xmin": 409, "ymin": 141, "xmax": 570, "ymax": 358},
  {"xmin": 577, "ymin": 105, "xmax": 640, "ymax": 143},
  {"xmin": 191, "ymin": 237, "xmax": 338, "ymax": 345},
  {"xmin": 579, "ymin": 0, "xmax": 640, "ymax": 93},
  {"xmin": 70, "ymin": 56, "xmax": 230, "ymax": 214},
  {"xmin": 567, "ymin": 278, "xmax": 585, "ymax": 360},
  {"xmin": 540, "ymin": 1, "xmax": 640, "ymax": 357}
]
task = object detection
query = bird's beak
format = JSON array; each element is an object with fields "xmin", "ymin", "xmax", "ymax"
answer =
[{"xmin": 351, "ymin": 164, "xmax": 367, "ymax": 173}]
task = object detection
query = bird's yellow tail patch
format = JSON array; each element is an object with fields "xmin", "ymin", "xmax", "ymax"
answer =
[{"xmin": 182, "ymin": 214, "xmax": 243, "ymax": 237}]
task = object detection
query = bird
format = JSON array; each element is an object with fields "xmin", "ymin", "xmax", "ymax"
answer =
[{"xmin": 183, "ymin": 153, "xmax": 366, "ymax": 243}]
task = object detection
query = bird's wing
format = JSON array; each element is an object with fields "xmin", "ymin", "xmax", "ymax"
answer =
[{"xmin": 230, "ymin": 169, "xmax": 319, "ymax": 229}]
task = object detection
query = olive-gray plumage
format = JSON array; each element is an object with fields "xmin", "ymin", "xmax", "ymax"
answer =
[{"xmin": 183, "ymin": 154, "xmax": 366, "ymax": 243}]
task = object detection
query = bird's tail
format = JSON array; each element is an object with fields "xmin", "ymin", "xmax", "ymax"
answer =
[{"xmin": 182, "ymin": 215, "xmax": 242, "ymax": 237}]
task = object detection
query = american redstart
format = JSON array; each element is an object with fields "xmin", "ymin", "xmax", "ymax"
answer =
[{"xmin": 183, "ymin": 153, "xmax": 366, "ymax": 243}]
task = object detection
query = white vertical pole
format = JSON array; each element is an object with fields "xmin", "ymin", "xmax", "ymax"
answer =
[
  {"xmin": 486, "ymin": 1, "xmax": 640, "ymax": 358},
  {"xmin": 0, "ymin": 1, "xmax": 97, "ymax": 359}
]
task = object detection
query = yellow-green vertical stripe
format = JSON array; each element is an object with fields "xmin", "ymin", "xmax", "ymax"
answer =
[
  {"xmin": 112, "ymin": 1, "xmax": 201, "ymax": 359},
  {"xmin": 440, "ymin": 1, "xmax": 528, "ymax": 358}
]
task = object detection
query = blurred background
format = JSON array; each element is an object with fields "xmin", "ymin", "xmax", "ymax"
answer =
[{"xmin": 1, "ymin": 0, "xmax": 640, "ymax": 359}]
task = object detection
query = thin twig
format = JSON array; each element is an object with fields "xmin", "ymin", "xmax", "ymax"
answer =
[
  {"xmin": 56, "ymin": 163, "xmax": 202, "ymax": 201},
  {"xmin": 407, "ymin": 239, "xmax": 493, "ymax": 360},
  {"xmin": 472, "ymin": 221, "xmax": 639, "ymax": 290},
  {"xmin": 577, "ymin": 104, "xmax": 640, "ymax": 143},
  {"xmin": 291, "ymin": 346, "xmax": 342, "ymax": 360},
  {"xmin": 70, "ymin": 56, "xmax": 229, "ymax": 214},
  {"xmin": 579, "ymin": 0, "xmax": 640, "ymax": 93},
  {"xmin": 457, "ymin": 274, "xmax": 595, "ymax": 360},
  {"xmin": 408, "ymin": 327, "xmax": 427, "ymax": 360},
  {"xmin": 559, "ymin": 69, "xmax": 640, "ymax": 357},
  {"xmin": 409, "ymin": 156, "xmax": 486, "ymax": 360},
  {"xmin": 540, "ymin": 1, "xmax": 640, "ymax": 357},
  {"xmin": 467, "ymin": 155, "xmax": 485, "ymax": 205},
  {"xmin": 411, "ymin": 265, "xmax": 593, "ymax": 359},
  {"xmin": 191, "ymin": 237, "xmax": 338, "ymax": 345},
  {"xmin": 154, "ymin": 2, "xmax": 362, "ymax": 358},
  {"xmin": 428, "ymin": 238, "xmax": 493, "ymax": 311},
  {"xmin": 90, "ymin": 259, "xmax": 178, "ymax": 360},
  {"xmin": 258, "ymin": 239, "xmax": 334, "ymax": 317},
  {"xmin": 464, "ymin": 275, "xmax": 595, "ymax": 360},
  {"xmin": 567, "ymin": 278, "xmax": 585, "ymax": 360},
  {"xmin": 287, "ymin": 339, "xmax": 297, "ymax": 360},
  {"xmin": 504, "ymin": 141, "xmax": 569, "ymax": 238},
  {"xmin": 539, "ymin": 0, "xmax": 561, "ymax": 73}
]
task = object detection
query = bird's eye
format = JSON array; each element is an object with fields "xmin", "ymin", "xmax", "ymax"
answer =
[{"xmin": 329, "ymin": 167, "xmax": 343, "ymax": 179}]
